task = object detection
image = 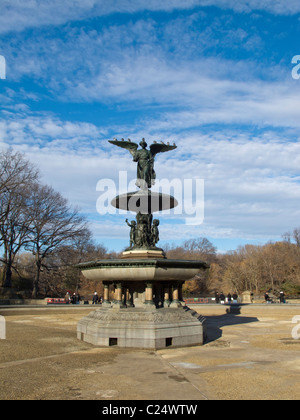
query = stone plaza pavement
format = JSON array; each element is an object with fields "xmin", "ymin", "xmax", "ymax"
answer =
[{"xmin": 1, "ymin": 304, "xmax": 300, "ymax": 400}]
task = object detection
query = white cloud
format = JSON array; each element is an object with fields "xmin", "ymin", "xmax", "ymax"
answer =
[
  {"xmin": 201, "ymin": 0, "xmax": 300, "ymax": 15},
  {"xmin": 4, "ymin": 27, "xmax": 297, "ymax": 131},
  {"xmin": 0, "ymin": 1, "xmax": 210, "ymax": 34},
  {"xmin": 1, "ymin": 0, "xmax": 300, "ymax": 36},
  {"xmin": 137, "ymin": 75, "xmax": 300, "ymax": 130},
  {"xmin": 2, "ymin": 10, "xmax": 298, "ymax": 134}
]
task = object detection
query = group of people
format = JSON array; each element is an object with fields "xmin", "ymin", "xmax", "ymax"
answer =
[
  {"xmin": 264, "ymin": 291, "xmax": 286, "ymax": 304},
  {"xmin": 64, "ymin": 291, "xmax": 103, "ymax": 304},
  {"xmin": 215, "ymin": 292, "xmax": 238, "ymax": 304},
  {"xmin": 214, "ymin": 290, "xmax": 287, "ymax": 305},
  {"xmin": 64, "ymin": 291, "xmax": 81, "ymax": 304}
]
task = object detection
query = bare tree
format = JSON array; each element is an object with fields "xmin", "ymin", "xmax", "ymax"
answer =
[
  {"xmin": 0, "ymin": 149, "xmax": 38, "ymax": 196},
  {"xmin": 293, "ymin": 228, "xmax": 300, "ymax": 247},
  {"xmin": 182, "ymin": 238, "xmax": 217, "ymax": 262},
  {"xmin": 25, "ymin": 183, "xmax": 90, "ymax": 297},
  {"xmin": 41, "ymin": 240, "xmax": 108, "ymax": 296},
  {"xmin": 165, "ymin": 238, "xmax": 217, "ymax": 295},
  {"xmin": 0, "ymin": 149, "xmax": 39, "ymax": 287},
  {"xmin": 282, "ymin": 227, "xmax": 300, "ymax": 247}
]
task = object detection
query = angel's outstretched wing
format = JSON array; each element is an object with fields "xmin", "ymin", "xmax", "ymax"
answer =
[
  {"xmin": 150, "ymin": 142, "xmax": 177, "ymax": 157},
  {"xmin": 108, "ymin": 139, "xmax": 138, "ymax": 156}
]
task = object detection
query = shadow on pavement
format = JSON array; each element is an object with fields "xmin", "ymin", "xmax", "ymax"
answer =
[{"xmin": 204, "ymin": 305, "xmax": 259, "ymax": 344}]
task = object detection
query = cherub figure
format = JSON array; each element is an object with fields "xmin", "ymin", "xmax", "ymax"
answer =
[
  {"xmin": 135, "ymin": 221, "xmax": 148, "ymax": 247},
  {"xmin": 150, "ymin": 219, "xmax": 160, "ymax": 247},
  {"xmin": 125, "ymin": 219, "xmax": 136, "ymax": 248}
]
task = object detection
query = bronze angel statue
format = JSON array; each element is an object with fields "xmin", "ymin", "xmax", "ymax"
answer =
[{"xmin": 108, "ymin": 138, "xmax": 177, "ymax": 189}]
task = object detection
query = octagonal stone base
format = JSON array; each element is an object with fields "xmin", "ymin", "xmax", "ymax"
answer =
[{"xmin": 77, "ymin": 306, "xmax": 206, "ymax": 349}]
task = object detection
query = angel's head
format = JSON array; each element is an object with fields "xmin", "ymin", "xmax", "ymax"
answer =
[{"xmin": 139, "ymin": 138, "xmax": 147, "ymax": 148}]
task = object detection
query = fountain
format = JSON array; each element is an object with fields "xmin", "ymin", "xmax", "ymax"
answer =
[{"xmin": 77, "ymin": 138, "xmax": 209, "ymax": 349}]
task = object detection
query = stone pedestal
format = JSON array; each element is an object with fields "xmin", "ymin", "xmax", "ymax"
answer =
[
  {"xmin": 77, "ymin": 306, "xmax": 206, "ymax": 349},
  {"xmin": 242, "ymin": 291, "xmax": 253, "ymax": 303},
  {"xmin": 121, "ymin": 249, "xmax": 166, "ymax": 259}
]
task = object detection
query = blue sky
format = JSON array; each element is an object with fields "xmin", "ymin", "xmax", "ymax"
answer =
[{"xmin": 1, "ymin": 0, "xmax": 300, "ymax": 253}]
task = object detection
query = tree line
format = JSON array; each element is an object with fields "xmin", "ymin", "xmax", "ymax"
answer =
[
  {"xmin": 0, "ymin": 149, "xmax": 103, "ymax": 297},
  {"xmin": 1, "ymin": 149, "xmax": 300, "ymax": 299},
  {"xmin": 166, "ymin": 234, "xmax": 300, "ymax": 297}
]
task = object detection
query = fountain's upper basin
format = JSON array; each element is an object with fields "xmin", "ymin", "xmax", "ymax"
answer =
[
  {"xmin": 76, "ymin": 258, "xmax": 209, "ymax": 283},
  {"xmin": 111, "ymin": 190, "xmax": 178, "ymax": 213}
]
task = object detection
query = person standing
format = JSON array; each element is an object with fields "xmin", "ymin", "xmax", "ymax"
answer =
[
  {"xmin": 92, "ymin": 291, "xmax": 99, "ymax": 304},
  {"xmin": 220, "ymin": 292, "xmax": 225, "ymax": 305},
  {"xmin": 279, "ymin": 291, "xmax": 286, "ymax": 304},
  {"xmin": 64, "ymin": 291, "xmax": 71, "ymax": 304},
  {"xmin": 264, "ymin": 291, "xmax": 271, "ymax": 304}
]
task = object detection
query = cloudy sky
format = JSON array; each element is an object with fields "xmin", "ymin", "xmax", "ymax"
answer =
[{"xmin": 1, "ymin": 0, "xmax": 300, "ymax": 253}]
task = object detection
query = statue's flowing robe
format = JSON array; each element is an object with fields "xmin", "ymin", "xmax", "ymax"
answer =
[{"xmin": 132, "ymin": 149, "xmax": 155, "ymax": 188}]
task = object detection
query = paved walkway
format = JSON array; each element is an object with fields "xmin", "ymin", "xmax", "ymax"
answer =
[{"xmin": 1, "ymin": 304, "xmax": 300, "ymax": 400}]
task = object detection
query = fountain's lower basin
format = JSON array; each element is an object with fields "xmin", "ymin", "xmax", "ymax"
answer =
[{"xmin": 76, "ymin": 258, "xmax": 209, "ymax": 283}]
